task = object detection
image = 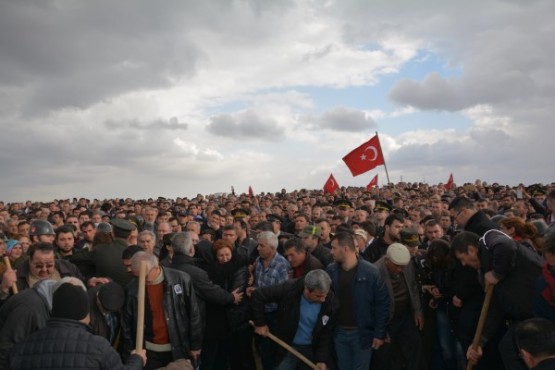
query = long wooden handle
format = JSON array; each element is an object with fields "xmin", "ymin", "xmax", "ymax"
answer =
[
  {"xmin": 3, "ymin": 256, "xmax": 18, "ymax": 294},
  {"xmin": 249, "ymin": 321, "xmax": 318, "ymax": 370},
  {"xmin": 136, "ymin": 261, "xmax": 147, "ymax": 351},
  {"xmin": 466, "ymin": 284, "xmax": 494, "ymax": 370}
]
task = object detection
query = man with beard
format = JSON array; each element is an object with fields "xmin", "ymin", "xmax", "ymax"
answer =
[{"xmin": 363, "ymin": 214, "xmax": 404, "ymax": 263}]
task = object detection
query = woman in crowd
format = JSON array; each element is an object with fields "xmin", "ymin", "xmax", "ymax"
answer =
[
  {"xmin": 202, "ymin": 239, "xmax": 254, "ymax": 370},
  {"xmin": 499, "ymin": 217, "xmax": 538, "ymax": 252}
]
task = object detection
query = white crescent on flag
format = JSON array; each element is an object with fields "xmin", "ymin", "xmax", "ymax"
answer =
[{"xmin": 364, "ymin": 146, "xmax": 378, "ymax": 161}]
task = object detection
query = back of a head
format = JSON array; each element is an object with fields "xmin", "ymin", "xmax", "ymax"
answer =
[
  {"xmin": 515, "ymin": 318, "xmax": 555, "ymax": 358},
  {"xmin": 448, "ymin": 196, "xmax": 475, "ymax": 212},
  {"xmin": 171, "ymin": 232, "xmax": 193, "ymax": 255},
  {"xmin": 52, "ymin": 283, "xmax": 89, "ymax": 321},
  {"xmin": 451, "ymin": 231, "xmax": 480, "ymax": 254},
  {"xmin": 332, "ymin": 231, "xmax": 356, "ymax": 252}
]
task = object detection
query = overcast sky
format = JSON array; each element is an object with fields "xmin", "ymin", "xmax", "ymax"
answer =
[{"xmin": 1, "ymin": 0, "xmax": 553, "ymax": 202}]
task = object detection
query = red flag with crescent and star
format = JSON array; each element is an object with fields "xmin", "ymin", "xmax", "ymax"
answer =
[
  {"xmin": 446, "ymin": 173, "xmax": 454, "ymax": 190},
  {"xmin": 367, "ymin": 174, "xmax": 378, "ymax": 190},
  {"xmin": 323, "ymin": 173, "xmax": 339, "ymax": 194},
  {"xmin": 248, "ymin": 186, "xmax": 254, "ymax": 196},
  {"xmin": 342, "ymin": 134, "xmax": 385, "ymax": 177}
]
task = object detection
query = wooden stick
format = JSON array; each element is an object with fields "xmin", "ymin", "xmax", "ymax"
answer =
[
  {"xmin": 135, "ymin": 261, "xmax": 147, "ymax": 351},
  {"xmin": 3, "ymin": 256, "xmax": 18, "ymax": 294},
  {"xmin": 249, "ymin": 321, "xmax": 318, "ymax": 370},
  {"xmin": 466, "ymin": 284, "xmax": 495, "ymax": 370}
]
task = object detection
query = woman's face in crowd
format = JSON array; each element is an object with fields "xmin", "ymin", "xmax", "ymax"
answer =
[{"xmin": 216, "ymin": 247, "xmax": 232, "ymax": 264}]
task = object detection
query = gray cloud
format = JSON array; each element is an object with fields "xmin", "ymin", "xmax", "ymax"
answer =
[
  {"xmin": 105, "ymin": 117, "xmax": 188, "ymax": 131},
  {"xmin": 389, "ymin": 73, "xmax": 466, "ymax": 111},
  {"xmin": 309, "ymin": 106, "xmax": 377, "ymax": 132},
  {"xmin": 206, "ymin": 110, "xmax": 285, "ymax": 140}
]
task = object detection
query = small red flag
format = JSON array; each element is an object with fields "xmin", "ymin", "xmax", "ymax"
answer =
[
  {"xmin": 446, "ymin": 173, "xmax": 454, "ymax": 190},
  {"xmin": 248, "ymin": 186, "xmax": 254, "ymax": 197},
  {"xmin": 342, "ymin": 134, "xmax": 385, "ymax": 177},
  {"xmin": 367, "ymin": 174, "xmax": 378, "ymax": 190},
  {"xmin": 323, "ymin": 174, "xmax": 339, "ymax": 195}
]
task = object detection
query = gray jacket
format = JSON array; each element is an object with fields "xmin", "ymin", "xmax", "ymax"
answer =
[{"xmin": 375, "ymin": 257, "xmax": 423, "ymax": 321}]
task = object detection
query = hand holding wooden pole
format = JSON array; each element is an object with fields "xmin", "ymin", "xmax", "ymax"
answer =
[
  {"xmin": 3, "ymin": 256, "xmax": 18, "ymax": 294},
  {"xmin": 249, "ymin": 321, "xmax": 318, "ymax": 370},
  {"xmin": 466, "ymin": 284, "xmax": 494, "ymax": 370},
  {"xmin": 136, "ymin": 261, "xmax": 147, "ymax": 351}
]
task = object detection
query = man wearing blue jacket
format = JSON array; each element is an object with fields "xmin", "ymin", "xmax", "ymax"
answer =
[{"xmin": 327, "ymin": 232, "xmax": 390, "ymax": 370}]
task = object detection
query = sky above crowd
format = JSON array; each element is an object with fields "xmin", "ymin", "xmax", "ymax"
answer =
[{"xmin": 1, "ymin": 0, "xmax": 553, "ymax": 202}]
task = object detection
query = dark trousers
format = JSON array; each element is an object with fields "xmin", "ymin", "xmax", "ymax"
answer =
[
  {"xmin": 145, "ymin": 350, "xmax": 173, "ymax": 370},
  {"xmin": 254, "ymin": 311, "xmax": 278, "ymax": 370},
  {"xmin": 201, "ymin": 326, "xmax": 255, "ymax": 370},
  {"xmin": 372, "ymin": 313, "xmax": 422, "ymax": 370}
]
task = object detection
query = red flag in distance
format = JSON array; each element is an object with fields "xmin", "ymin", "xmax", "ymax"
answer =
[
  {"xmin": 367, "ymin": 174, "xmax": 378, "ymax": 190},
  {"xmin": 323, "ymin": 174, "xmax": 339, "ymax": 194}
]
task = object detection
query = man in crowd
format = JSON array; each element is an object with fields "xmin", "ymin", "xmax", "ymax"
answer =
[
  {"xmin": 327, "ymin": 231, "xmax": 390, "ymax": 370},
  {"xmin": 122, "ymin": 252, "xmax": 202, "ymax": 370},
  {"xmin": 9, "ymin": 282, "xmax": 146, "ymax": 370},
  {"xmin": 283, "ymin": 238, "xmax": 324, "ymax": 279},
  {"xmin": 300, "ymin": 225, "xmax": 332, "ymax": 267},
  {"xmin": 253, "ymin": 269, "xmax": 339, "ymax": 370},
  {"xmin": 453, "ymin": 230, "xmax": 543, "ymax": 370},
  {"xmin": 363, "ymin": 214, "xmax": 404, "ymax": 263}
]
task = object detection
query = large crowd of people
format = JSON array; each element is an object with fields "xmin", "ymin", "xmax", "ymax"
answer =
[{"xmin": 0, "ymin": 179, "xmax": 555, "ymax": 370}]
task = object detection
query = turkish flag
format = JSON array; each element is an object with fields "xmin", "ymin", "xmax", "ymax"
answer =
[
  {"xmin": 323, "ymin": 173, "xmax": 339, "ymax": 195},
  {"xmin": 248, "ymin": 186, "xmax": 254, "ymax": 197},
  {"xmin": 342, "ymin": 134, "xmax": 385, "ymax": 177},
  {"xmin": 446, "ymin": 173, "xmax": 454, "ymax": 190},
  {"xmin": 367, "ymin": 174, "xmax": 378, "ymax": 190}
]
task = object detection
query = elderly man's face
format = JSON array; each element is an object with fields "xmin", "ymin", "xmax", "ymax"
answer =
[{"xmin": 257, "ymin": 239, "xmax": 275, "ymax": 260}]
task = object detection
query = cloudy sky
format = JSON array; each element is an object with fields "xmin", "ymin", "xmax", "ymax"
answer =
[{"xmin": 1, "ymin": 0, "xmax": 553, "ymax": 202}]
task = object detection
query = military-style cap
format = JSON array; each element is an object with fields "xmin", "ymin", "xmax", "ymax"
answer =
[
  {"xmin": 400, "ymin": 228, "xmax": 420, "ymax": 247},
  {"xmin": 374, "ymin": 201, "xmax": 392, "ymax": 212},
  {"xmin": 392, "ymin": 208, "xmax": 409, "ymax": 218},
  {"xmin": 299, "ymin": 225, "xmax": 321, "ymax": 238},
  {"xmin": 231, "ymin": 208, "xmax": 250, "ymax": 219},
  {"xmin": 267, "ymin": 214, "xmax": 283, "ymax": 223},
  {"xmin": 110, "ymin": 218, "xmax": 135, "ymax": 232},
  {"xmin": 334, "ymin": 199, "xmax": 353, "ymax": 209}
]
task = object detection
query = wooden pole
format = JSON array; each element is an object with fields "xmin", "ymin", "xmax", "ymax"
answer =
[
  {"xmin": 135, "ymin": 261, "xmax": 147, "ymax": 351},
  {"xmin": 3, "ymin": 256, "xmax": 18, "ymax": 294},
  {"xmin": 249, "ymin": 321, "xmax": 318, "ymax": 370},
  {"xmin": 466, "ymin": 284, "xmax": 495, "ymax": 370}
]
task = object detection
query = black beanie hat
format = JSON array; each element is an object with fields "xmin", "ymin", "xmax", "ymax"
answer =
[
  {"xmin": 97, "ymin": 281, "xmax": 125, "ymax": 312},
  {"xmin": 52, "ymin": 283, "xmax": 89, "ymax": 320}
]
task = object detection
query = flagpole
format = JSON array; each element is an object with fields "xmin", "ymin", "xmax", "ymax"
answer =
[{"xmin": 376, "ymin": 131, "xmax": 391, "ymax": 184}]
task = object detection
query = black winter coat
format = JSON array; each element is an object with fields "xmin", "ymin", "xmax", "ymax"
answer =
[
  {"xmin": 9, "ymin": 319, "xmax": 143, "ymax": 370},
  {"xmin": 0, "ymin": 286, "xmax": 51, "ymax": 368},
  {"xmin": 252, "ymin": 279, "xmax": 339, "ymax": 365},
  {"xmin": 464, "ymin": 210, "xmax": 497, "ymax": 237},
  {"xmin": 170, "ymin": 253, "xmax": 235, "ymax": 328},
  {"xmin": 478, "ymin": 230, "xmax": 543, "ymax": 345}
]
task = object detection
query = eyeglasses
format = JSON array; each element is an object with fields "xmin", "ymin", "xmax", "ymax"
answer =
[{"xmin": 31, "ymin": 263, "xmax": 55, "ymax": 270}]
